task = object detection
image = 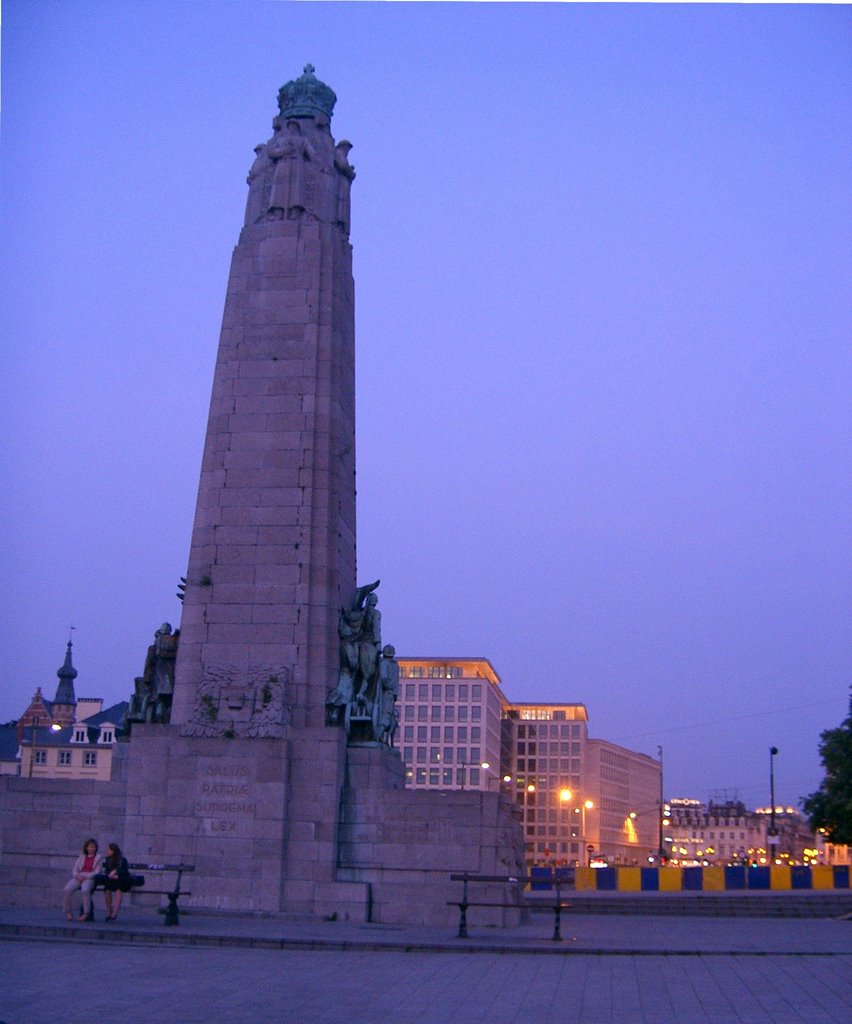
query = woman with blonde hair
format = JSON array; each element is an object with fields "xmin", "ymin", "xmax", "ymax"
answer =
[{"xmin": 62, "ymin": 838, "xmax": 102, "ymax": 922}]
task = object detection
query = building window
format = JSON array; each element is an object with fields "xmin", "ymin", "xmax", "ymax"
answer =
[
  {"xmin": 472, "ymin": 684, "xmax": 482, "ymax": 700},
  {"xmin": 442, "ymin": 768, "xmax": 453, "ymax": 785},
  {"xmin": 59, "ymin": 751, "xmax": 72, "ymax": 766},
  {"xmin": 102, "ymin": 730, "xmax": 114, "ymax": 743},
  {"xmin": 458, "ymin": 707, "xmax": 468, "ymax": 722},
  {"xmin": 418, "ymin": 684, "xmax": 428, "ymax": 701},
  {"xmin": 430, "ymin": 726, "xmax": 440, "ymax": 742},
  {"xmin": 417, "ymin": 707, "xmax": 427, "ymax": 721},
  {"xmin": 444, "ymin": 726, "xmax": 454, "ymax": 741},
  {"xmin": 444, "ymin": 707, "xmax": 455, "ymax": 722},
  {"xmin": 445, "ymin": 684, "xmax": 455, "ymax": 700},
  {"xmin": 443, "ymin": 748, "xmax": 454, "ymax": 764},
  {"xmin": 417, "ymin": 747, "xmax": 426, "ymax": 761},
  {"xmin": 417, "ymin": 726, "xmax": 427, "ymax": 741},
  {"xmin": 458, "ymin": 727, "xmax": 468, "ymax": 742},
  {"xmin": 409, "ymin": 666, "xmax": 424, "ymax": 678},
  {"xmin": 404, "ymin": 706, "xmax": 414, "ymax": 721},
  {"xmin": 403, "ymin": 746, "xmax": 412, "ymax": 762},
  {"xmin": 74, "ymin": 729, "xmax": 87, "ymax": 743},
  {"xmin": 84, "ymin": 751, "xmax": 97, "ymax": 766},
  {"xmin": 432, "ymin": 684, "xmax": 442, "ymax": 700},
  {"xmin": 405, "ymin": 684, "xmax": 415, "ymax": 699},
  {"xmin": 431, "ymin": 706, "xmax": 441, "ymax": 721},
  {"xmin": 34, "ymin": 751, "xmax": 47, "ymax": 765},
  {"xmin": 416, "ymin": 768, "xmax": 426, "ymax": 784},
  {"xmin": 429, "ymin": 768, "xmax": 439, "ymax": 785},
  {"xmin": 469, "ymin": 769, "xmax": 480, "ymax": 786},
  {"xmin": 459, "ymin": 684, "xmax": 469, "ymax": 700},
  {"xmin": 430, "ymin": 748, "xmax": 440, "ymax": 763}
]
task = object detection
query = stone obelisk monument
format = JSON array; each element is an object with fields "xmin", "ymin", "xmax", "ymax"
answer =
[
  {"xmin": 123, "ymin": 67, "xmax": 523, "ymax": 921},
  {"xmin": 171, "ymin": 64, "xmax": 356, "ymax": 733},
  {"xmin": 125, "ymin": 66, "xmax": 366, "ymax": 915}
]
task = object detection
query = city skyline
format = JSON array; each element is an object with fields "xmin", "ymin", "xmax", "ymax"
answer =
[{"xmin": 2, "ymin": 2, "xmax": 849, "ymax": 809}]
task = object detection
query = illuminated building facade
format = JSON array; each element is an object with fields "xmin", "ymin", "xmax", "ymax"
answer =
[
  {"xmin": 395, "ymin": 664, "xmax": 663, "ymax": 868},
  {"xmin": 397, "ymin": 657, "xmax": 507, "ymax": 790},
  {"xmin": 664, "ymin": 798, "xmax": 823, "ymax": 866}
]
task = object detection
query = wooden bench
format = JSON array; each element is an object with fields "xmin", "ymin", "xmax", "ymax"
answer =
[
  {"xmin": 90, "ymin": 862, "xmax": 194, "ymax": 926},
  {"xmin": 449, "ymin": 873, "xmax": 573, "ymax": 941}
]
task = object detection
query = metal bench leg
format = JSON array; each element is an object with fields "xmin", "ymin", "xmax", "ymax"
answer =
[
  {"xmin": 163, "ymin": 894, "xmax": 180, "ymax": 927},
  {"xmin": 553, "ymin": 903, "xmax": 562, "ymax": 942}
]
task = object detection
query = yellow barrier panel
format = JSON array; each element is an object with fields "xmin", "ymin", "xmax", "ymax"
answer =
[
  {"xmin": 659, "ymin": 867, "xmax": 682, "ymax": 891},
  {"xmin": 575, "ymin": 867, "xmax": 596, "ymax": 891},
  {"xmin": 703, "ymin": 866, "xmax": 725, "ymax": 891},
  {"xmin": 770, "ymin": 866, "xmax": 792, "ymax": 890},
  {"xmin": 619, "ymin": 867, "xmax": 642, "ymax": 891},
  {"xmin": 811, "ymin": 865, "xmax": 834, "ymax": 890}
]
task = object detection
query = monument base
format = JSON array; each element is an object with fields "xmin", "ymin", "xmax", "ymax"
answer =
[{"xmin": 124, "ymin": 725, "xmax": 290, "ymax": 912}]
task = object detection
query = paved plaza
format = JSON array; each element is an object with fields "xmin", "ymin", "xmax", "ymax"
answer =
[{"xmin": 1, "ymin": 908, "xmax": 849, "ymax": 1024}]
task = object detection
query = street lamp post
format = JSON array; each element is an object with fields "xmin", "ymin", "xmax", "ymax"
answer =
[
  {"xmin": 28, "ymin": 716, "xmax": 40, "ymax": 778},
  {"xmin": 658, "ymin": 745, "xmax": 665, "ymax": 861},
  {"xmin": 768, "ymin": 746, "xmax": 779, "ymax": 860}
]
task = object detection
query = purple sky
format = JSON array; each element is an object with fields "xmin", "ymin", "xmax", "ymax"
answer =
[{"xmin": 2, "ymin": 2, "xmax": 850, "ymax": 810}]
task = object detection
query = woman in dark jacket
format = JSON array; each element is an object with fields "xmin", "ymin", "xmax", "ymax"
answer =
[{"xmin": 98, "ymin": 843, "xmax": 132, "ymax": 921}]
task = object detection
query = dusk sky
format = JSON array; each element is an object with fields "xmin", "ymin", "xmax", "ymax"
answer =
[{"xmin": 2, "ymin": 2, "xmax": 850, "ymax": 811}]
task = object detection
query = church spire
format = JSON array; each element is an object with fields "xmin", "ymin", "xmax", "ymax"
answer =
[{"xmin": 53, "ymin": 638, "xmax": 78, "ymax": 711}]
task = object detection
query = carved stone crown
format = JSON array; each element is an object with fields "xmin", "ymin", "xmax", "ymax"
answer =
[{"xmin": 278, "ymin": 64, "xmax": 337, "ymax": 121}]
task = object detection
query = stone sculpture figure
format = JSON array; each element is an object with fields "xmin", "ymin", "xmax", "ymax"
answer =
[
  {"xmin": 356, "ymin": 593, "xmax": 381, "ymax": 699},
  {"xmin": 267, "ymin": 119, "xmax": 317, "ymax": 219},
  {"xmin": 124, "ymin": 622, "xmax": 179, "ymax": 729},
  {"xmin": 333, "ymin": 140, "xmax": 355, "ymax": 234},
  {"xmin": 327, "ymin": 581, "xmax": 396, "ymax": 743},
  {"xmin": 244, "ymin": 143, "xmax": 272, "ymax": 225},
  {"xmin": 376, "ymin": 645, "xmax": 400, "ymax": 746}
]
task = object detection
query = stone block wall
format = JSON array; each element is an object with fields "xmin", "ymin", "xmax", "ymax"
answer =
[{"xmin": 0, "ymin": 766, "xmax": 129, "ymax": 909}]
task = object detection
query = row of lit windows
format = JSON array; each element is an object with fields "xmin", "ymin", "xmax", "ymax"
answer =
[
  {"xmin": 402, "ymin": 725, "xmax": 482, "ymax": 744},
  {"xmin": 403, "ymin": 747, "xmax": 481, "ymax": 765},
  {"xmin": 402, "ymin": 666, "xmax": 465, "ymax": 679},
  {"xmin": 531, "ymin": 842, "xmax": 582, "ymax": 854},
  {"xmin": 409, "ymin": 767, "xmax": 482, "ymax": 786},
  {"xmin": 517, "ymin": 759, "xmax": 582, "ymax": 775},
  {"xmin": 672, "ymin": 831, "xmax": 748, "ymax": 842},
  {"xmin": 404, "ymin": 683, "xmax": 485, "ymax": 702},
  {"xmin": 514, "ymin": 724, "xmax": 583, "ymax": 739},
  {"xmin": 33, "ymin": 750, "xmax": 98, "ymax": 766},
  {"xmin": 403, "ymin": 705, "xmax": 482, "ymax": 723},
  {"xmin": 527, "ymin": 825, "xmax": 585, "ymax": 837},
  {"xmin": 517, "ymin": 742, "xmax": 581, "ymax": 756},
  {"xmin": 515, "ymin": 709, "xmax": 583, "ymax": 721}
]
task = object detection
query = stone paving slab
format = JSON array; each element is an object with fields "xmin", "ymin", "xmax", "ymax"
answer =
[
  {"xmin": 1, "ymin": 905, "xmax": 850, "ymax": 955},
  {"xmin": 1, "ymin": 939, "xmax": 850, "ymax": 1024}
]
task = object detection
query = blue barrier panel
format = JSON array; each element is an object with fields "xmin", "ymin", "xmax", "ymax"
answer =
[
  {"xmin": 640, "ymin": 868, "xmax": 659, "ymax": 891},
  {"xmin": 748, "ymin": 866, "xmax": 770, "ymax": 890},
  {"xmin": 724, "ymin": 866, "xmax": 747, "ymax": 890},
  {"xmin": 791, "ymin": 866, "xmax": 812, "ymax": 890},
  {"xmin": 555, "ymin": 866, "xmax": 574, "ymax": 886},
  {"xmin": 683, "ymin": 867, "xmax": 703, "ymax": 891},
  {"xmin": 596, "ymin": 868, "xmax": 618, "ymax": 890},
  {"xmin": 834, "ymin": 865, "xmax": 850, "ymax": 889},
  {"xmin": 530, "ymin": 867, "xmax": 553, "ymax": 891}
]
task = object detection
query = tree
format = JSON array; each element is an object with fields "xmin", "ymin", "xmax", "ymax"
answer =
[{"xmin": 802, "ymin": 693, "xmax": 852, "ymax": 845}]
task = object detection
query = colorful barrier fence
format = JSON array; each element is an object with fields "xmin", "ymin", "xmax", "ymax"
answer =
[{"xmin": 531, "ymin": 865, "xmax": 850, "ymax": 892}]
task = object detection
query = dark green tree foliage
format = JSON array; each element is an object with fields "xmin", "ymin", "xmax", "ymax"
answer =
[{"xmin": 803, "ymin": 694, "xmax": 852, "ymax": 845}]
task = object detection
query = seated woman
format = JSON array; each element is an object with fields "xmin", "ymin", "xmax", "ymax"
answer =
[
  {"xmin": 62, "ymin": 838, "xmax": 102, "ymax": 922},
  {"xmin": 96, "ymin": 842, "xmax": 132, "ymax": 921}
]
